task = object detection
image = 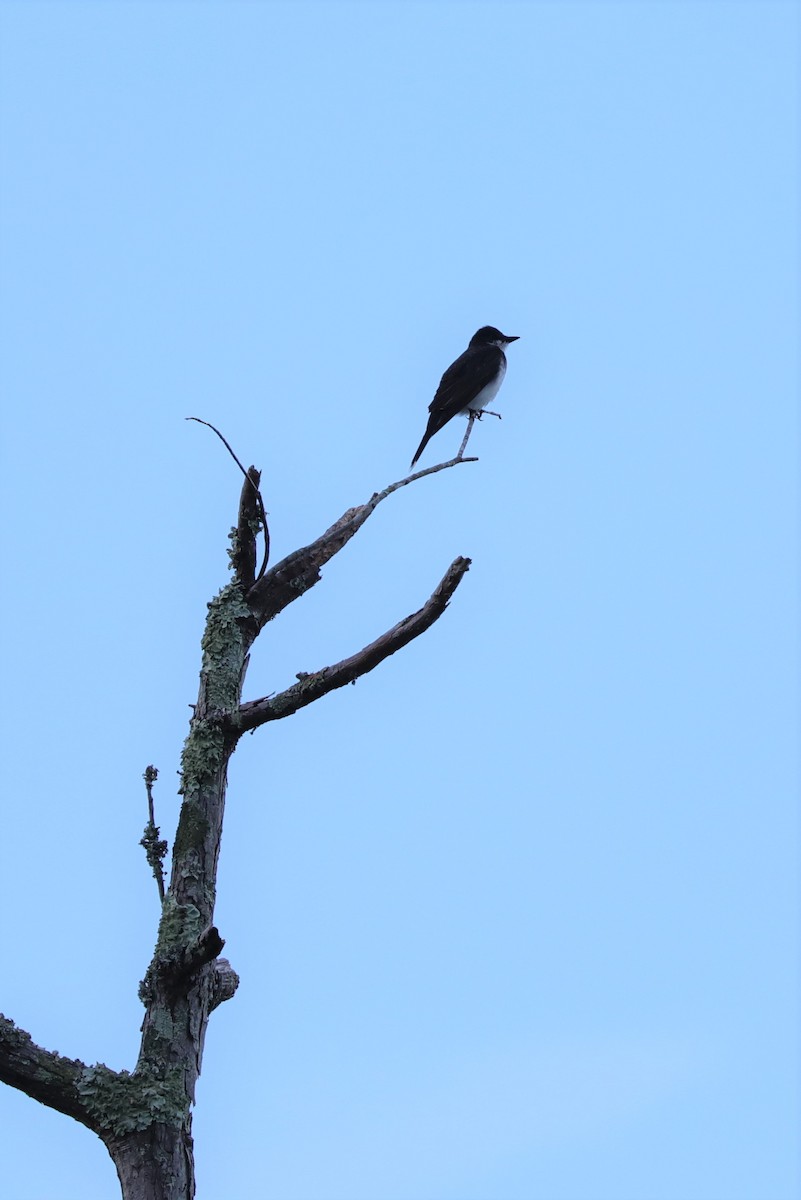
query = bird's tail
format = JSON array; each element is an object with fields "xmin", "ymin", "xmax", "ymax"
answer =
[{"xmin": 410, "ymin": 429, "xmax": 432, "ymax": 470}]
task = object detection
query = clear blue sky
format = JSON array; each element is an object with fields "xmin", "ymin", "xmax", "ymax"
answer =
[{"xmin": 0, "ymin": 3, "xmax": 797, "ymax": 1198}]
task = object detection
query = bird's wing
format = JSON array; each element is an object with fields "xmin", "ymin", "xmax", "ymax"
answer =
[
  {"xmin": 410, "ymin": 343, "xmax": 504, "ymax": 468},
  {"xmin": 428, "ymin": 344, "xmax": 503, "ymax": 427}
]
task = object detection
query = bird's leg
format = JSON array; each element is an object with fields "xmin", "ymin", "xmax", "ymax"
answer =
[{"xmin": 457, "ymin": 412, "xmax": 477, "ymax": 459}]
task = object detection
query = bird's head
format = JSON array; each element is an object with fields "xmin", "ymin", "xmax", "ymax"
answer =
[{"xmin": 470, "ymin": 326, "xmax": 520, "ymax": 348}]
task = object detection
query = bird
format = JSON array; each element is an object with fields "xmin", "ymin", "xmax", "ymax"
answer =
[{"xmin": 410, "ymin": 326, "xmax": 520, "ymax": 469}]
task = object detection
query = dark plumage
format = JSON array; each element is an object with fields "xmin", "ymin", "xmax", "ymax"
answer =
[{"xmin": 410, "ymin": 326, "xmax": 519, "ymax": 468}]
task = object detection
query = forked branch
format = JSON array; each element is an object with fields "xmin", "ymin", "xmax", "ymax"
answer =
[
  {"xmin": 247, "ymin": 454, "xmax": 477, "ymax": 628},
  {"xmin": 235, "ymin": 555, "xmax": 471, "ymax": 734},
  {"xmin": 1, "ymin": 425, "xmax": 479, "ymax": 1199}
]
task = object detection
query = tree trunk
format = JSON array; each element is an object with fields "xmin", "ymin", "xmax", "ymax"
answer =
[
  {"xmin": 106, "ymin": 1125, "xmax": 195, "ymax": 1200},
  {"xmin": 122, "ymin": 578, "xmax": 256, "ymax": 1199},
  {"xmin": 0, "ymin": 456, "xmax": 472, "ymax": 1199}
]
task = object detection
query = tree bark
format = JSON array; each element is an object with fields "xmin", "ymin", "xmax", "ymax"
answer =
[
  {"xmin": 1, "ymin": 457, "xmax": 473, "ymax": 1199},
  {"xmin": 106, "ymin": 1125, "xmax": 195, "ymax": 1200}
]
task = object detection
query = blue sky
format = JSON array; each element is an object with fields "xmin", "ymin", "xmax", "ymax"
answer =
[{"xmin": 0, "ymin": 2, "xmax": 797, "ymax": 1198}]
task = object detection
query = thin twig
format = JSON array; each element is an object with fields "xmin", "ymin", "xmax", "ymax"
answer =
[
  {"xmin": 186, "ymin": 417, "xmax": 270, "ymax": 579},
  {"xmin": 140, "ymin": 765, "xmax": 167, "ymax": 903},
  {"xmin": 457, "ymin": 413, "xmax": 477, "ymax": 460},
  {"xmin": 455, "ymin": 408, "xmax": 501, "ymax": 460},
  {"xmin": 339, "ymin": 452, "xmax": 479, "ymax": 525}
]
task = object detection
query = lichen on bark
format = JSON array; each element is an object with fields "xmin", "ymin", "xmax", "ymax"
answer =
[
  {"xmin": 77, "ymin": 1063, "xmax": 187, "ymax": 1136},
  {"xmin": 198, "ymin": 581, "xmax": 252, "ymax": 712}
]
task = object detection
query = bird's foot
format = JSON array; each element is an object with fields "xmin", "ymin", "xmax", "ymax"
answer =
[{"xmin": 476, "ymin": 408, "xmax": 502, "ymax": 421}]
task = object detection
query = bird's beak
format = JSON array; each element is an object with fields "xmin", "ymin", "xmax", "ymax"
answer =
[{"xmin": 506, "ymin": 336, "xmax": 520, "ymax": 343}]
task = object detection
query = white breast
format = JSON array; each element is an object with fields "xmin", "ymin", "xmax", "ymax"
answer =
[{"xmin": 461, "ymin": 356, "xmax": 506, "ymax": 414}]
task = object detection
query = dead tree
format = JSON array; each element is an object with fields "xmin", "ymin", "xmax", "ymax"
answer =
[{"xmin": 0, "ymin": 451, "xmax": 475, "ymax": 1200}]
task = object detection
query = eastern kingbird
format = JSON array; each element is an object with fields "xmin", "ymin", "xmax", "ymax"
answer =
[{"xmin": 410, "ymin": 326, "xmax": 520, "ymax": 469}]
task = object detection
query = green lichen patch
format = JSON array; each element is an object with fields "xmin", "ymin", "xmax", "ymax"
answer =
[
  {"xmin": 139, "ymin": 895, "xmax": 205, "ymax": 1003},
  {"xmin": 199, "ymin": 582, "xmax": 252, "ymax": 712},
  {"xmin": 227, "ymin": 520, "xmax": 261, "ymax": 571},
  {"xmin": 179, "ymin": 717, "xmax": 226, "ymax": 795},
  {"xmin": 77, "ymin": 1063, "xmax": 187, "ymax": 1135},
  {"xmin": 148, "ymin": 1006, "xmax": 176, "ymax": 1043},
  {"xmin": 155, "ymin": 895, "xmax": 203, "ymax": 953},
  {"xmin": 227, "ymin": 525, "xmax": 242, "ymax": 570}
]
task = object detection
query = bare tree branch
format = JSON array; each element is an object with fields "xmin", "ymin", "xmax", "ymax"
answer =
[
  {"xmin": 246, "ymin": 455, "xmax": 477, "ymax": 629},
  {"xmin": 457, "ymin": 410, "xmax": 502, "ymax": 459},
  {"xmin": 231, "ymin": 466, "xmax": 263, "ymax": 590},
  {"xmin": 140, "ymin": 765, "xmax": 167, "ymax": 903},
  {"xmin": 0, "ymin": 1015, "xmax": 98, "ymax": 1132},
  {"xmin": 235, "ymin": 555, "xmax": 471, "ymax": 734},
  {"xmin": 456, "ymin": 412, "xmax": 478, "ymax": 460}
]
